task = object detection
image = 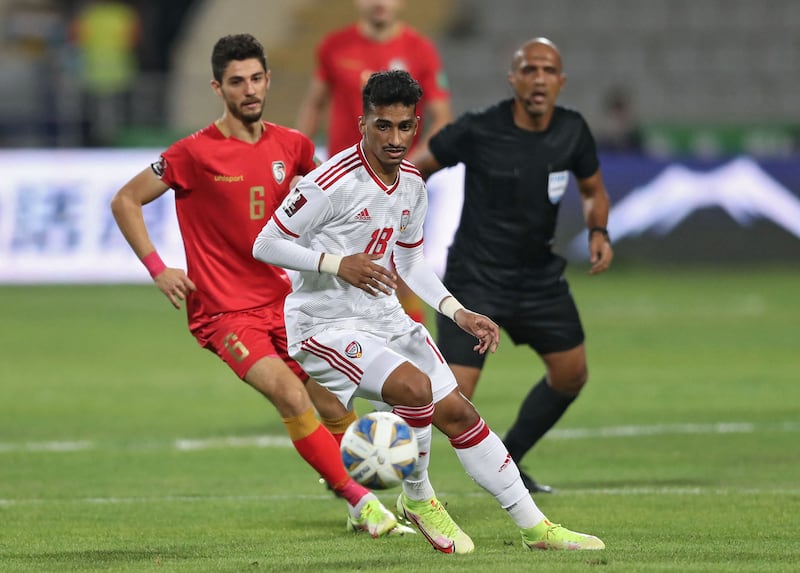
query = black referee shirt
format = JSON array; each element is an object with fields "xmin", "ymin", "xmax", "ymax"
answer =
[{"xmin": 429, "ymin": 99, "xmax": 599, "ymax": 286}]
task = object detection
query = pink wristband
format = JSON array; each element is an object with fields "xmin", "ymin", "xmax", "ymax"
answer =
[{"xmin": 141, "ymin": 251, "xmax": 167, "ymax": 278}]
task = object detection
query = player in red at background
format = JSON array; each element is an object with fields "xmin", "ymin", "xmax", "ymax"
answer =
[
  {"xmin": 110, "ymin": 33, "xmax": 410, "ymax": 538},
  {"xmin": 296, "ymin": 0, "xmax": 453, "ymax": 324}
]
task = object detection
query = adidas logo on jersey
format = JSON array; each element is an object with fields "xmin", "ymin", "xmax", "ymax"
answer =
[{"xmin": 354, "ymin": 208, "xmax": 371, "ymax": 222}]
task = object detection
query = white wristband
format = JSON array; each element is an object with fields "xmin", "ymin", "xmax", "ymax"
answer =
[
  {"xmin": 318, "ymin": 253, "xmax": 342, "ymax": 275},
  {"xmin": 439, "ymin": 297, "xmax": 465, "ymax": 322}
]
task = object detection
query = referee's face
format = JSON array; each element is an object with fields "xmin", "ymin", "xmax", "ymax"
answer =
[
  {"xmin": 359, "ymin": 103, "xmax": 418, "ymax": 180},
  {"xmin": 508, "ymin": 41, "xmax": 565, "ymax": 119}
]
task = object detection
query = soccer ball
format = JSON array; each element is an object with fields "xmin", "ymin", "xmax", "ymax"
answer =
[{"xmin": 340, "ymin": 411, "xmax": 419, "ymax": 489}]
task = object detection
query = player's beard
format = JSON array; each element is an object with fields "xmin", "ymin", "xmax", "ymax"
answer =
[
  {"xmin": 366, "ymin": 5, "xmax": 392, "ymax": 29},
  {"xmin": 227, "ymin": 98, "xmax": 263, "ymax": 125}
]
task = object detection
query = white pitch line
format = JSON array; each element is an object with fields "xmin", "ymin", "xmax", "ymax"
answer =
[
  {"xmin": 1, "ymin": 421, "xmax": 798, "ymax": 455},
  {"xmin": 549, "ymin": 421, "xmax": 800, "ymax": 439},
  {"xmin": 3, "ymin": 486, "xmax": 799, "ymax": 507},
  {"xmin": 0, "ymin": 440, "xmax": 93, "ymax": 453},
  {"xmin": 174, "ymin": 435, "xmax": 293, "ymax": 451}
]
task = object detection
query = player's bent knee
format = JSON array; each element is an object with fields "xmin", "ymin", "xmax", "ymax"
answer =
[
  {"xmin": 432, "ymin": 390, "xmax": 479, "ymax": 436},
  {"xmin": 383, "ymin": 365, "xmax": 433, "ymax": 407}
]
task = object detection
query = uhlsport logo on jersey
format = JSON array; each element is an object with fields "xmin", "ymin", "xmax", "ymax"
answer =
[
  {"xmin": 272, "ymin": 161, "xmax": 285, "ymax": 184},
  {"xmin": 282, "ymin": 188, "xmax": 307, "ymax": 217},
  {"xmin": 345, "ymin": 341, "xmax": 363, "ymax": 359},
  {"xmin": 400, "ymin": 209, "xmax": 410, "ymax": 232}
]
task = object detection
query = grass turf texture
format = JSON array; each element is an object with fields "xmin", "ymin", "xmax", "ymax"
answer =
[{"xmin": 1, "ymin": 265, "xmax": 798, "ymax": 572}]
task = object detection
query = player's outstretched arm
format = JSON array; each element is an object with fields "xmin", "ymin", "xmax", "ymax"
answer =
[
  {"xmin": 439, "ymin": 296, "xmax": 500, "ymax": 355},
  {"xmin": 454, "ymin": 309, "xmax": 500, "ymax": 355}
]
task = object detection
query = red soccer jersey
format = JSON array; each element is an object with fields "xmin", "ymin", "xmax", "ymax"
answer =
[
  {"xmin": 155, "ymin": 121, "xmax": 316, "ymax": 331},
  {"xmin": 315, "ymin": 24, "xmax": 450, "ymax": 156}
]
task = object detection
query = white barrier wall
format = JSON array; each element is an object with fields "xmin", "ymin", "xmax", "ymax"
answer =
[{"xmin": 0, "ymin": 149, "xmax": 186, "ymax": 283}]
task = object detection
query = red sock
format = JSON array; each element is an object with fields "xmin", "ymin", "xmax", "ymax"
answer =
[{"xmin": 287, "ymin": 412, "xmax": 369, "ymax": 507}]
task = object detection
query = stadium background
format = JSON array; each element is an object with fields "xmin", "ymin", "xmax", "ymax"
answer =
[
  {"xmin": 1, "ymin": 2, "xmax": 799, "ymax": 570},
  {"xmin": 1, "ymin": 0, "xmax": 798, "ymax": 281}
]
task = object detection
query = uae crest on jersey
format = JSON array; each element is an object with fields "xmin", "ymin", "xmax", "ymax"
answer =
[
  {"xmin": 272, "ymin": 161, "xmax": 286, "ymax": 184},
  {"xmin": 399, "ymin": 209, "xmax": 410, "ymax": 232},
  {"xmin": 345, "ymin": 341, "xmax": 363, "ymax": 359}
]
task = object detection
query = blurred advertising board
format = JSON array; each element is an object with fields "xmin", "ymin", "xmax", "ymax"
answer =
[
  {"xmin": 425, "ymin": 154, "xmax": 800, "ymax": 272},
  {"xmin": 1, "ymin": 150, "xmax": 798, "ymax": 284},
  {"xmin": 0, "ymin": 149, "xmax": 185, "ymax": 283}
]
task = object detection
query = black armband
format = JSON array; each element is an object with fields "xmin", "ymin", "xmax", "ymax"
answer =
[{"xmin": 589, "ymin": 226, "xmax": 610, "ymax": 241}]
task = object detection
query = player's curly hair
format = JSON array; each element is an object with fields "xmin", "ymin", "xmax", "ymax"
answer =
[
  {"xmin": 362, "ymin": 70, "xmax": 423, "ymax": 114},
  {"xmin": 211, "ymin": 34, "xmax": 268, "ymax": 82}
]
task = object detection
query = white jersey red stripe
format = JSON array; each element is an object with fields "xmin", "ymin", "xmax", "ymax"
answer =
[{"xmin": 264, "ymin": 142, "xmax": 428, "ymax": 345}]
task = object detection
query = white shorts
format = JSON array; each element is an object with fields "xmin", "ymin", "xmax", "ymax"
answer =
[{"xmin": 289, "ymin": 322, "xmax": 458, "ymax": 411}]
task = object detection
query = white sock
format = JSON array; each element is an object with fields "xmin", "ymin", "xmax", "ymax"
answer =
[
  {"xmin": 452, "ymin": 420, "xmax": 545, "ymax": 527},
  {"xmin": 402, "ymin": 423, "xmax": 435, "ymax": 500},
  {"xmin": 393, "ymin": 404, "xmax": 436, "ymax": 501}
]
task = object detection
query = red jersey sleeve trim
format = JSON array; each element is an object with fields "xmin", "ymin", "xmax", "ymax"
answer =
[
  {"xmin": 272, "ymin": 213, "xmax": 300, "ymax": 238},
  {"xmin": 316, "ymin": 150, "xmax": 360, "ymax": 190},
  {"xmin": 400, "ymin": 164, "xmax": 422, "ymax": 180},
  {"xmin": 396, "ymin": 238, "xmax": 424, "ymax": 248}
]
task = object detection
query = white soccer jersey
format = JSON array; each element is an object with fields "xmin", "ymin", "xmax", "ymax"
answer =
[{"xmin": 256, "ymin": 143, "xmax": 431, "ymax": 345}]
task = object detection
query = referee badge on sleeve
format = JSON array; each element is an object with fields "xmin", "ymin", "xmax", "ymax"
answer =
[{"xmin": 547, "ymin": 170, "xmax": 569, "ymax": 204}]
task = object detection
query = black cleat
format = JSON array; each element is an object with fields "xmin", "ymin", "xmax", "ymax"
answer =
[{"xmin": 519, "ymin": 470, "xmax": 554, "ymax": 494}]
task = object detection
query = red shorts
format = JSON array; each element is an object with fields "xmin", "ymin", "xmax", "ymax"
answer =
[{"xmin": 192, "ymin": 305, "xmax": 308, "ymax": 381}]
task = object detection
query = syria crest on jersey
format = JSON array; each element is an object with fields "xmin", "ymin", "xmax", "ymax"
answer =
[
  {"xmin": 282, "ymin": 188, "xmax": 307, "ymax": 217},
  {"xmin": 399, "ymin": 209, "xmax": 410, "ymax": 232},
  {"xmin": 272, "ymin": 161, "xmax": 286, "ymax": 184},
  {"xmin": 345, "ymin": 341, "xmax": 363, "ymax": 359}
]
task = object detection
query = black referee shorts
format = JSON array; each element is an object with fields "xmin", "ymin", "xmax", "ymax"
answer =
[{"xmin": 436, "ymin": 279, "xmax": 585, "ymax": 369}]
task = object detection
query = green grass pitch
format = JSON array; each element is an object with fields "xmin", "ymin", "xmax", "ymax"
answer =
[{"xmin": 1, "ymin": 265, "xmax": 798, "ymax": 572}]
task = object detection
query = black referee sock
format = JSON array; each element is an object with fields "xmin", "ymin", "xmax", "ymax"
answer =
[{"xmin": 503, "ymin": 376, "xmax": 576, "ymax": 464}]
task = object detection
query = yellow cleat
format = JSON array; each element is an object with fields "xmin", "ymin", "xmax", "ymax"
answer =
[{"xmin": 521, "ymin": 518, "xmax": 605, "ymax": 551}]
